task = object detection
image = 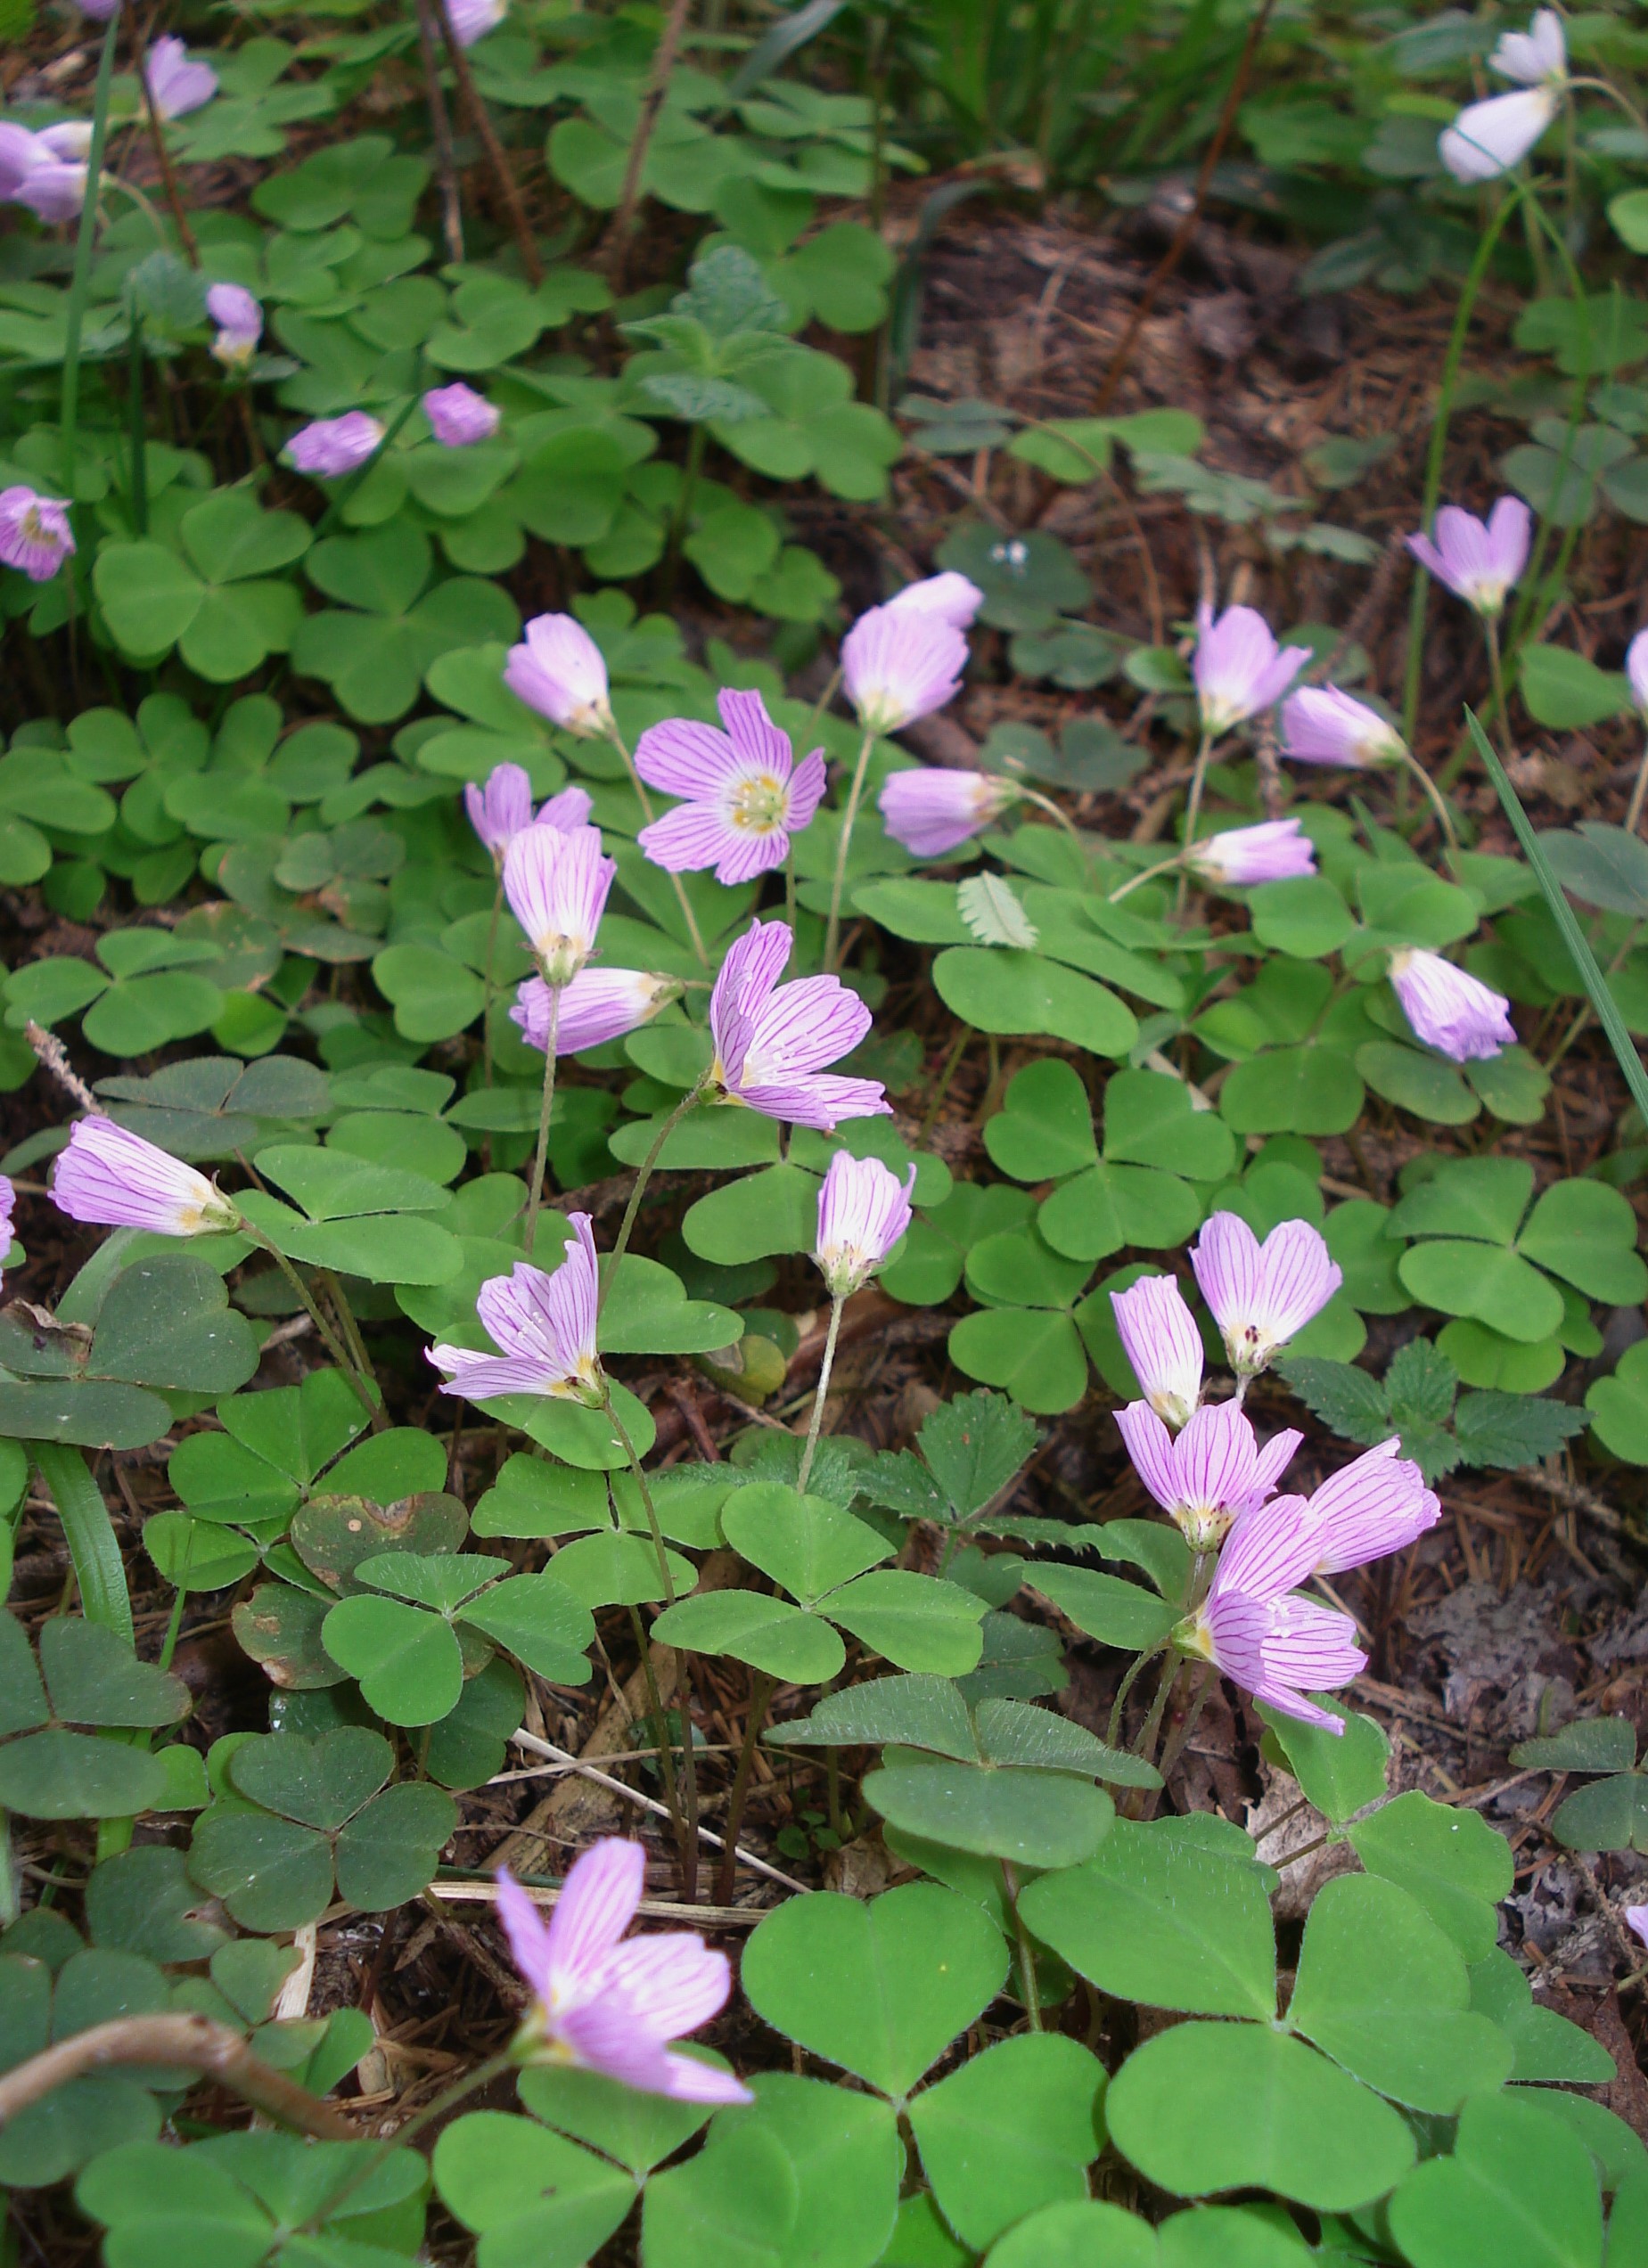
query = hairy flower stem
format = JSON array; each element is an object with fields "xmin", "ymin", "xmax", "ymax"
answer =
[
  {"xmin": 824, "ymin": 725, "xmax": 877, "ymax": 971},
  {"xmin": 1109, "ymin": 852, "xmax": 1185, "ymax": 905},
  {"xmin": 523, "ymin": 983, "xmax": 562, "ymax": 1252},
  {"xmin": 607, "ymin": 1396, "xmax": 701, "ymax": 1900},
  {"xmin": 1001, "ymin": 1861, "xmax": 1042, "ymax": 2030},
  {"xmin": 603, "ymin": 722, "xmax": 708, "ymax": 965},
  {"xmin": 600, "ymin": 1077, "xmax": 709, "ymax": 1318},
  {"xmin": 481, "ymin": 880, "xmax": 503, "ymax": 1088},
  {"xmin": 316, "ymin": 1269, "xmax": 386, "ymax": 1432},
  {"xmin": 797, "ymin": 1295, "xmax": 844, "ymax": 1493},
  {"xmin": 1173, "ymin": 731, "xmax": 1216, "ymax": 915},
  {"xmin": 1107, "ymin": 1642, "xmax": 1164, "ymax": 1749},
  {"xmin": 716, "ymin": 1670, "xmax": 776, "ymax": 1905},
  {"xmin": 249, "ymin": 1236, "xmax": 376, "ymax": 1417},
  {"xmin": 1136, "ymin": 1652, "xmax": 1182, "ymax": 1771}
]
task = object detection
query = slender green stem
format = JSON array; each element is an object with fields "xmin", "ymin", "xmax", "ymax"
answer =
[
  {"xmin": 599, "ymin": 1078, "xmax": 708, "ymax": 1316},
  {"xmin": 1109, "ymin": 851, "xmax": 1184, "ymax": 905},
  {"xmin": 797, "ymin": 1295, "xmax": 845, "ymax": 1493},
  {"xmin": 316, "ymin": 1270, "xmax": 385, "ymax": 1431},
  {"xmin": 606, "ymin": 1396, "xmax": 700, "ymax": 1899},
  {"xmin": 34, "ymin": 1445, "xmax": 130, "ymax": 1643},
  {"xmin": 61, "ymin": 13, "xmax": 122, "ymax": 494},
  {"xmin": 127, "ymin": 313, "xmax": 147, "ymax": 536},
  {"xmin": 1396, "ymin": 745, "xmax": 1460, "ymax": 859},
  {"xmin": 248, "ymin": 1234, "xmax": 376, "ymax": 1415},
  {"xmin": 627, "ymin": 1599, "xmax": 685, "ymax": 1838},
  {"xmin": 523, "ymin": 982, "xmax": 562, "ymax": 1252},
  {"xmin": 716, "ymin": 1669, "xmax": 776, "ymax": 1905},
  {"xmin": 1135, "ymin": 1652, "xmax": 1180, "ymax": 1766},
  {"xmin": 824, "ymin": 725, "xmax": 876, "ymax": 970},
  {"xmin": 1106, "ymin": 1642, "xmax": 1163, "ymax": 1748},
  {"xmin": 1016, "ymin": 785, "xmax": 1091, "ymax": 871},
  {"xmin": 303, "ymin": 2049, "xmax": 516, "ymax": 2231},
  {"xmin": 1546, "ymin": 918, "xmax": 1643, "ymax": 1069},
  {"xmin": 1483, "ymin": 614, "xmax": 1514, "ymax": 765},
  {"xmin": 481, "ymin": 878, "xmax": 503, "ymax": 1088},
  {"xmin": 1001, "ymin": 1861, "xmax": 1041, "ymax": 2030},
  {"xmin": 1173, "ymin": 730, "xmax": 1216, "ymax": 913},
  {"xmin": 917, "ymin": 1024, "xmax": 969, "ymax": 1145},
  {"xmin": 804, "ymin": 663, "xmax": 842, "ymax": 746},
  {"xmin": 603, "ymin": 722, "xmax": 708, "ymax": 965},
  {"xmin": 1628, "ymin": 733, "xmax": 1648, "ymax": 838},
  {"xmin": 310, "ymin": 390, "xmax": 422, "ymax": 541},
  {"xmin": 1400, "ymin": 183, "xmax": 1525, "ymax": 746}
]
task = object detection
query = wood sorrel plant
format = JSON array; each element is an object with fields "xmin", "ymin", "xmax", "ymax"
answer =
[{"xmin": 4, "ymin": 3, "xmax": 1648, "ymax": 2262}]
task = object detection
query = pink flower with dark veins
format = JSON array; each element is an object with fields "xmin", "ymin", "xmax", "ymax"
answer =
[
  {"xmin": 513, "ymin": 970, "xmax": 684, "ymax": 1056},
  {"xmin": 1390, "ymin": 948, "xmax": 1515, "ymax": 1061},
  {"xmin": 503, "ymin": 823, "xmax": 615, "ymax": 987},
  {"xmin": 285, "ymin": 412, "xmax": 383, "ymax": 479},
  {"xmin": 0, "ymin": 487, "xmax": 75, "ymax": 581},
  {"xmin": 1289, "ymin": 1438, "xmax": 1441, "ymax": 1575},
  {"xmin": 841, "ymin": 603, "xmax": 969, "ymax": 734},
  {"xmin": 1113, "ymin": 1396, "xmax": 1301, "ymax": 1553},
  {"xmin": 1190, "ymin": 1214, "xmax": 1341, "ymax": 1378},
  {"xmin": 1193, "ymin": 604, "xmax": 1309, "ymax": 736},
  {"xmin": 1185, "ymin": 818, "xmax": 1316, "ymax": 889},
  {"xmin": 429, "ymin": 1216, "xmax": 603, "ymax": 1405},
  {"xmin": 1406, "ymin": 498, "xmax": 1530, "ymax": 617},
  {"xmin": 878, "ymin": 767, "xmax": 1017, "ymax": 858},
  {"xmin": 1110, "ymin": 1273, "xmax": 1203, "ymax": 1431},
  {"xmin": 814, "ymin": 1151, "xmax": 915, "ymax": 1298},
  {"xmin": 505, "ymin": 614, "xmax": 614, "ymax": 739},
  {"xmin": 53, "ymin": 1118, "xmax": 240, "ymax": 1237},
  {"xmin": 1280, "ymin": 686, "xmax": 1406, "ymax": 770},
  {"xmin": 709, "ymin": 919, "xmax": 890, "ymax": 1133},
  {"xmin": 1178, "ymin": 1492, "xmax": 1368, "ymax": 1734},
  {"xmin": 636, "ymin": 689, "xmax": 826, "ymax": 886},
  {"xmin": 496, "ymin": 1841, "xmax": 750, "ymax": 2102}
]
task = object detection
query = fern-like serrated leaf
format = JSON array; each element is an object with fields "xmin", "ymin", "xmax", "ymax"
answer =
[{"xmin": 958, "ymin": 872, "xmax": 1038, "ymax": 949}]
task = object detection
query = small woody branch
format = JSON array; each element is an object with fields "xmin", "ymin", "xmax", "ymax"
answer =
[{"xmin": 0, "ymin": 2015, "xmax": 357, "ymax": 2141}]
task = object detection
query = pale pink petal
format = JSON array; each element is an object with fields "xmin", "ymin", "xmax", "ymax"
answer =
[
  {"xmin": 545, "ymin": 1838, "xmax": 646, "ymax": 1988},
  {"xmin": 635, "ymin": 718, "xmax": 740, "ymax": 800},
  {"xmin": 637, "ymin": 802, "xmax": 747, "ymax": 876},
  {"xmin": 739, "ymin": 1075, "xmax": 890, "ymax": 1131},
  {"xmin": 1242, "ymin": 1428, "xmax": 1303, "ymax": 1514},
  {"xmin": 718, "ymin": 687, "xmax": 794, "ymax": 777},
  {"xmin": 496, "ymin": 1869, "xmax": 557, "ymax": 2002},
  {"xmin": 1190, "ymin": 1213, "xmax": 1260, "ymax": 1338},
  {"xmin": 1111, "ymin": 1275, "xmax": 1203, "ymax": 1429},
  {"xmin": 710, "ymin": 920, "xmax": 792, "ymax": 1084},
  {"xmin": 1213, "ymin": 1492, "xmax": 1319, "ymax": 1602},
  {"xmin": 1114, "ymin": 1402, "xmax": 1181, "ymax": 1513},
  {"xmin": 742, "ymin": 973, "xmax": 873, "ymax": 1082},
  {"xmin": 785, "ymin": 749, "xmax": 829, "ymax": 831},
  {"xmin": 601, "ymin": 1933, "xmax": 734, "ymax": 2040}
]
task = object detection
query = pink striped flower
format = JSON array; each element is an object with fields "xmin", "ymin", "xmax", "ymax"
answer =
[
  {"xmin": 815, "ymin": 1151, "xmax": 915, "ymax": 1298},
  {"xmin": 841, "ymin": 603, "xmax": 969, "ymax": 735},
  {"xmin": 1406, "ymin": 499, "xmax": 1529, "ymax": 618},
  {"xmin": 884, "ymin": 571, "xmax": 985, "ymax": 630},
  {"xmin": 465, "ymin": 762, "xmax": 534, "ymax": 861},
  {"xmin": 1290, "ymin": 1438, "xmax": 1440, "ymax": 1575},
  {"xmin": 429, "ymin": 1216, "xmax": 603, "ymax": 1405},
  {"xmin": 1179, "ymin": 1493, "xmax": 1367, "ymax": 1734},
  {"xmin": 1110, "ymin": 1273, "xmax": 1203, "ymax": 1431},
  {"xmin": 424, "ymin": 382, "xmax": 500, "ymax": 446},
  {"xmin": 447, "ymin": 0, "xmax": 507, "ymax": 44},
  {"xmin": 285, "ymin": 412, "xmax": 382, "ymax": 479},
  {"xmin": 496, "ymin": 1842, "xmax": 750, "ymax": 2102},
  {"xmin": 0, "ymin": 487, "xmax": 74, "ymax": 582},
  {"xmin": 144, "ymin": 37, "xmax": 217, "ymax": 121},
  {"xmin": 0, "ymin": 1175, "xmax": 15, "ymax": 1280},
  {"xmin": 503, "ymin": 823, "xmax": 615, "ymax": 987},
  {"xmin": 709, "ymin": 919, "xmax": 890, "ymax": 1133},
  {"xmin": 53, "ymin": 1118, "xmax": 240, "ymax": 1237},
  {"xmin": 206, "ymin": 283, "xmax": 262, "ymax": 368},
  {"xmin": 1114, "ymin": 1397, "xmax": 1301, "ymax": 1554},
  {"xmin": 1279, "ymin": 687, "xmax": 1406, "ymax": 770},
  {"xmin": 1627, "ymin": 1907, "xmax": 1648, "ymax": 1953},
  {"xmin": 636, "ymin": 689, "xmax": 826, "ymax": 886},
  {"xmin": 1193, "ymin": 605, "xmax": 1310, "ymax": 736},
  {"xmin": 879, "ymin": 767, "xmax": 1016, "ymax": 858},
  {"xmin": 1185, "ymin": 818, "xmax": 1316, "ymax": 889},
  {"xmin": 1190, "ymin": 1214, "xmax": 1341, "ymax": 1379},
  {"xmin": 513, "ymin": 969, "xmax": 683, "ymax": 1056},
  {"xmin": 1390, "ymin": 948, "xmax": 1514, "ymax": 1061},
  {"xmin": 504, "ymin": 614, "xmax": 613, "ymax": 739}
]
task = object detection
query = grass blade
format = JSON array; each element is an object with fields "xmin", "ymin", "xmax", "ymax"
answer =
[{"xmin": 1465, "ymin": 704, "xmax": 1648, "ymax": 1127}]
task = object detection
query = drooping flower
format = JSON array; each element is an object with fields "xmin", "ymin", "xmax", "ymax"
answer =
[
  {"xmin": 1406, "ymin": 498, "xmax": 1530, "ymax": 616},
  {"xmin": 884, "ymin": 571, "xmax": 985, "ymax": 631},
  {"xmin": 1490, "ymin": 8, "xmax": 1567, "ymax": 85},
  {"xmin": 709, "ymin": 919, "xmax": 890, "ymax": 1133},
  {"xmin": 424, "ymin": 382, "xmax": 500, "ymax": 446},
  {"xmin": 841, "ymin": 603, "xmax": 969, "ymax": 735},
  {"xmin": 1190, "ymin": 1214, "xmax": 1342, "ymax": 1379},
  {"xmin": 878, "ymin": 767, "xmax": 1017, "ymax": 858},
  {"xmin": 1185, "ymin": 818, "xmax": 1316, "ymax": 889},
  {"xmin": 815, "ymin": 1152, "xmax": 916, "ymax": 1299},
  {"xmin": 496, "ymin": 1842, "xmax": 750, "ymax": 2103},
  {"xmin": 285, "ymin": 412, "xmax": 383, "ymax": 479},
  {"xmin": 1114, "ymin": 1397, "xmax": 1300, "ymax": 1553},
  {"xmin": 513, "ymin": 969, "xmax": 684, "ymax": 1056},
  {"xmin": 1279, "ymin": 687, "xmax": 1406, "ymax": 770},
  {"xmin": 1177, "ymin": 1493, "xmax": 1367, "ymax": 1734},
  {"xmin": 1290, "ymin": 1438, "xmax": 1441, "ymax": 1575},
  {"xmin": 1627, "ymin": 629, "xmax": 1648, "ymax": 718},
  {"xmin": 0, "ymin": 487, "xmax": 75, "ymax": 582},
  {"xmin": 465, "ymin": 763, "xmax": 534, "ymax": 863},
  {"xmin": 635, "ymin": 690, "xmax": 827, "ymax": 886},
  {"xmin": 446, "ymin": 0, "xmax": 508, "ymax": 44},
  {"xmin": 429, "ymin": 1216, "xmax": 603, "ymax": 1404},
  {"xmin": 1110, "ymin": 1274, "xmax": 1203, "ymax": 1431},
  {"xmin": 1390, "ymin": 948, "xmax": 1515, "ymax": 1061},
  {"xmin": 1440, "ymin": 87, "xmax": 1559, "ymax": 181},
  {"xmin": 503, "ymin": 824, "xmax": 615, "ymax": 987},
  {"xmin": 505, "ymin": 614, "xmax": 614, "ymax": 739},
  {"xmin": 144, "ymin": 36, "xmax": 217, "ymax": 121},
  {"xmin": 207, "ymin": 282, "xmax": 262, "ymax": 368},
  {"xmin": 53, "ymin": 1118, "xmax": 241, "ymax": 1237},
  {"xmin": 6, "ymin": 126, "xmax": 91, "ymax": 224},
  {"xmin": 1193, "ymin": 604, "xmax": 1310, "ymax": 737},
  {"xmin": 0, "ymin": 1175, "xmax": 15, "ymax": 1280}
]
